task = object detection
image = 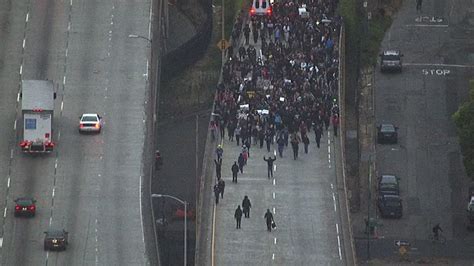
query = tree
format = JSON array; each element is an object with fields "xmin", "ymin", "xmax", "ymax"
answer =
[{"xmin": 453, "ymin": 80, "xmax": 474, "ymax": 180}]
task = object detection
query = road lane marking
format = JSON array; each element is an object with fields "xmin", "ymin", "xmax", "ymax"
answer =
[
  {"xmin": 3, "ymin": 208, "xmax": 7, "ymax": 218},
  {"xmin": 0, "ymin": 237, "xmax": 3, "ymax": 247},
  {"xmin": 19, "ymin": 65, "xmax": 22, "ymax": 75},
  {"xmin": 58, "ymin": 131, "xmax": 61, "ymax": 142},
  {"xmin": 25, "ymin": 13, "xmax": 29, "ymax": 22},
  {"xmin": 17, "ymin": 93, "xmax": 20, "ymax": 102},
  {"xmin": 211, "ymin": 204, "xmax": 216, "ymax": 266},
  {"xmin": 272, "ymin": 207, "xmax": 276, "ymax": 214},
  {"xmin": 10, "ymin": 149, "xmax": 13, "ymax": 159},
  {"xmin": 13, "ymin": 120, "xmax": 16, "ymax": 130},
  {"xmin": 272, "ymin": 192, "xmax": 275, "ymax": 199},
  {"xmin": 55, "ymin": 159, "xmax": 58, "ymax": 169},
  {"xmin": 52, "ymin": 187, "xmax": 55, "ymax": 198},
  {"xmin": 49, "ymin": 217, "xmax": 52, "ymax": 226},
  {"xmin": 405, "ymin": 62, "xmax": 474, "ymax": 68},
  {"xmin": 272, "ymin": 253, "xmax": 275, "ymax": 260},
  {"xmin": 336, "ymin": 223, "xmax": 342, "ymax": 259},
  {"xmin": 273, "ymin": 165, "xmax": 276, "ymax": 172},
  {"xmin": 274, "ymin": 238, "xmax": 277, "ymax": 244},
  {"xmin": 7, "ymin": 177, "xmax": 10, "ymax": 188},
  {"xmin": 405, "ymin": 24, "xmax": 448, "ymax": 27},
  {"xmin": 332, "ymin": 192, "xmax": 337, "ymax": 212},
  {"xmin": 139, "ymin": 175, "xmax": 145, "ymax": 243},
  {"xmin": 273, "ymin": 179, "xmax": 276, "ymax": 186},
  {"xmin": 63, "ymin": 76, "xmax": 66, "ymax": 85},
  {"xmin": 61, "ymin": 101, "xmax": 64, "ymax": 111},
  {"xmin": 337, "ymin": 234, "xmax": 342, "ymax": 259},
  {"xmin": 22, "ymin": 39, "xmax": 25, "ymax": 49}
]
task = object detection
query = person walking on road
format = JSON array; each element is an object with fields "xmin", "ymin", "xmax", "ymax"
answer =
[
  {"xmin": 302, "ymin": 133, "xmax": 310, "ymax": 154},
  {"xmin": 277, "ymin": 136, "xmax": 285, "ymax": 157},
  {"xmin": 231, "ymin": 161, "xmax": 239, "ymax": 183},
  {"xmin": 416, "ymin": 0, "xmax": 422, "ymax": 12},
  {"xmin": 332, "ymin": 114, "xmax": 339, "ymax": 137},
  {"xmin": 264, "ymin": 209, "xmax": 274, "ymax": 232},
  {"xmin": 214, "ymin": 158, "xmax": 222, "ymax": 180},
  {"xmin": 216, "ymin": 145, "xmax": 224, "ymax": 160},
  {"xmin": 314, "ymin": 125, "xmax": 322, "ymax": 149},
  {"xmin": 263, "ymin": 156, "xmax": 277, "ymax": 178},
  {"xmin": 235, "ymin": 126, "xmax": 241, "ymax": 146},
  {"xmin": 235, "ymin": 205, "xmax": 243, "ymax": 229},
  {"xmin": 238, "ymin": 153, "xmax": 245, "ymax": 174},
  {"xmin": 243, "ymin": 24, "xmax": 251, "ymax": 45},
  {"xmin": 242, "ymin": 196, "xmax": 252, "ymax": 218},
  {"xmin": 218, "ymin": 179, "xmax": 225, "ymax": 199},
  {"xmin": 290, "ymin": 133, "xmax": 301, "ymax": 160},
  {"xmin": 265, "ymin": 130, "xmax": 272, "ymax": 152},
  {"xmin": 214, "ymin": 184, "xmax": 220, "ymax": 204}
]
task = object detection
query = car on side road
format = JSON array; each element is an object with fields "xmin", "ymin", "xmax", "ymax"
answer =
[
  {"xmin": 44, "ymin": 229, "xmax": 68, "ymax": 251},
  {"xmin": 14, "ymin": 197, "xmax": 36, "ymax": 217},
  {"xmin": 378, "ymin": 175, "xmax": 400, "ymax": 196},
  {"xmin": 79, "ymin": 113, "xmax": 102, "ymax": 133},
  {"xmin": 378, "ymin": 194, "xmax": 403, "ymax": 218},
  {"xmin": 377, "ymin": 123, "xmax": 398, "ymax": 144},
  {"xmin": 380, "ymin": 50, "xmax": 403, "ymax": 72}
]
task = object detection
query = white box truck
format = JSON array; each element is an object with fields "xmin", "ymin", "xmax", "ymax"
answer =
[{"xmin": 19, "ymin": 80, "xmax": 56, "ymax": 153}]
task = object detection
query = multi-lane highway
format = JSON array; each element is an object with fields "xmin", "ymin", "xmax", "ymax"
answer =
[{"xmin": 0, "ymin": 1, "xmax": 151, "ymax": 265}]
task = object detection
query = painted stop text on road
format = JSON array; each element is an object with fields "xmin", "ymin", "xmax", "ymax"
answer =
[{"xmin": 422, "ymin": 69, "xmax": 450, "ymax": 76}]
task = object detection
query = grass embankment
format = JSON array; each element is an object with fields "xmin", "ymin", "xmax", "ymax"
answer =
[
  {"xmin": 159, "ymin": 0, "xmax": 245, "ymax": 118},
  {"xmin": 338, "ymin": 0, "xmax": 394, "ymax": 68},
  {"xmin": 453, "ymin": 80, "xmax": 474, "ymax": 180}
]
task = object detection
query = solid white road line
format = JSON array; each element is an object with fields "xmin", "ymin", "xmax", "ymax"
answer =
[
  {"xmin": 404, "ymin": 62, "xmax": 474, "ymax": 68},
  {"xmin": 405, "ymin": 24, "xmax": 448, "ymax": 27}
]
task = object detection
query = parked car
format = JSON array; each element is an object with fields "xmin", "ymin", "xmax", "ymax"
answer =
[
  {"xmin": 44, "ymin": 229, "xmax": 68, "ymax": 251},
  {"xmin": 378, "ymin": 194, "xmax": 403, "ymax": 218},
  {"xmin": 378, "ymin": 175, "xmax": 400, "ymax": 196},
  {"xmin": 380, "ymin": 50, "xmax": 403, "ymax": 72},
  {"xmin": 377, "ymin": 123, "xmax": 398, "ymax": 144}
]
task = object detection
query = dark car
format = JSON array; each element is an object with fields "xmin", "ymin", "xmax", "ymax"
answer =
[
  {"xmin": 378, "ymin": 175, "xmax": 400, "ymax": 196},
  {"xmin": 377, "ymin": 123, "xmax": 398, "ymax": 144},
  {"xmin": 380, "ymin": 50, "xmax": 403, "ymax": 72},
  {"xmin": 44, "ymin": 229, "xmax": 68, "ymax": 251},
  {"xmin": 378, "ymin": 194, "xmax": 403, "ymax": 218},
  {"xmin": 14, "ymin": 197, "xmax": 36, "ymax": 217}
]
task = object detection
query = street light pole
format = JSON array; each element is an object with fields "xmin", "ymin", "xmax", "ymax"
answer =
[{"xmin": 151, "ymin": 194, "xmax": 188, "ymax": 266}]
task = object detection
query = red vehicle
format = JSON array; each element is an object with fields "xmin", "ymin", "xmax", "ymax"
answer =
[{"xmin": 14, "ymin": 197, "xmax": 36, "ymax": 217}]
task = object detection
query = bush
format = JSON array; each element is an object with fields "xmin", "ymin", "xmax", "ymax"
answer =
[{"xmin": 453, "ymin": 80, "xmax": 474, "ymax": 180}]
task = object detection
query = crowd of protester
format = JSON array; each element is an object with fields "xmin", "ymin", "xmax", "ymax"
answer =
[{"xmin": 211, "ymin": 0, "xmax": 343, "ymax": 158}]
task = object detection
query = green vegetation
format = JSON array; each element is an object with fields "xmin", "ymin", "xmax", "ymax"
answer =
[
  {"xmin": 453, "ymin": 80, "xmax": 474, "ymax": 180},
  {"xmin": 337, "ymin": 0, "xmax": 394, "ymax": 67},
  {"xmin": 159, "ymin": 0, "xmax": 245, "ymax": 118}
]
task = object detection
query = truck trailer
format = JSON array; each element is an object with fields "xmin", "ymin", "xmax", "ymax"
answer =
[{"xmin": 19, "ymin": 80, "xmax": 56, "ymax": 153}]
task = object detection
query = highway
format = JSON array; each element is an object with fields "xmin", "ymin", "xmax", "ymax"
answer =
[{"xmin": 0, "ymin": 1, "xmax": 151, "ymax": 265}]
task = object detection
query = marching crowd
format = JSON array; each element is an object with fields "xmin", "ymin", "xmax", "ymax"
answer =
[{"xmin": 211, "ymin": 0, "xmax": 342, "ymax": 231}]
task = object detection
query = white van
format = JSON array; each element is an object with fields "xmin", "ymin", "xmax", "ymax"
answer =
[{"xmin": 250, "ymin": 0, "xmax": 272, "ymax": 16}]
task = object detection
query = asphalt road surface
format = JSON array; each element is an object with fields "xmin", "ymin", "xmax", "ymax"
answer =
[
  {"xmin": 0, "ymin": 1, "xmax": 151, "ymax": 265},
  {"xmin": 358, "ymin": 0, "xmax": 474, "ymax": 263},
  {"xmin": 212, "ymin": 128, "xmax": 350, "ymax": 265}
]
